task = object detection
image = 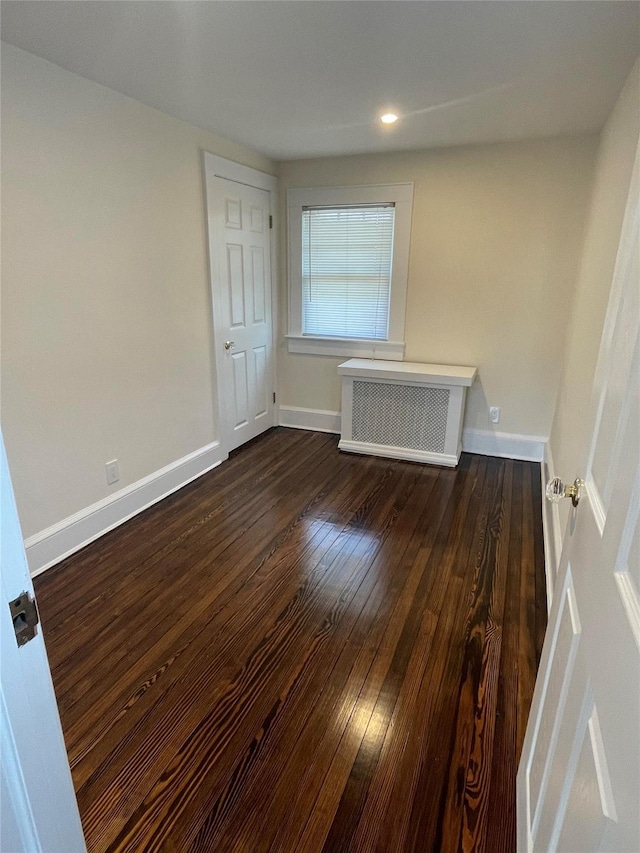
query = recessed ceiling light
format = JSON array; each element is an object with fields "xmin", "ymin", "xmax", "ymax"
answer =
[{"xmin": 380, "ymin": 112, "xmax": 399, "ymax": 125}]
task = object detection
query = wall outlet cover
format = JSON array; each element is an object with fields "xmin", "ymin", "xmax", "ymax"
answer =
[{"xmin": 105, "ymin": 459, "xmax": 119, "ymax": 485}]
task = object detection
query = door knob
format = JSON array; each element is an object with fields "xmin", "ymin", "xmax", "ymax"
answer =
[
  {"xmin": 546, "ymin": 476, "xmax": 584, "ymax": 508},
  {"xmin": 224, "ymin": 341, "xmax": 235, "ymax": 351}
]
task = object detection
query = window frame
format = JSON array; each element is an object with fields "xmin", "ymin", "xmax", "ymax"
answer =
[{"xmin": 287, "ymin": 183, "xmax": 414, "ymax": 360}]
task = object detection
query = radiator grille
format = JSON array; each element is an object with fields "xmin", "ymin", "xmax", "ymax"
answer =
[{"xmin": 352, "ymin": 380, "xmax": 450, "ymax": 453}]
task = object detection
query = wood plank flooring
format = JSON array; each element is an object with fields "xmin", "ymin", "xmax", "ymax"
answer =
[{"xmin": 34, "ymin": 428, "xmax": 546, "ymax": 853}]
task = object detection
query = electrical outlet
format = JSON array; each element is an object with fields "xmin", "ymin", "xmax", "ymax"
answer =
[
  {"xmin": 105, "ymin": 459, "xmax": 119, "ymax": 485},
  {"xmin": 489, "ymin": 407, "xmax": 501, "ymax": 424}
]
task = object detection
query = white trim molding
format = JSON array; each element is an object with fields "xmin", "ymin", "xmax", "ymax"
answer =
[
  {"xmin": 278, "ymin": 406, "xmax": 341, "ymax": 434},
  {"xmin": 285, "ymin": 336, "xmax": 405, "ymax": 360},
  {"xmin": 462, "ymin": 429, "xmax": 546, "ymax": 463},
  {"xmin": 25, "ymin": 442, "xmax": 225, "ymax": 577},
  {"xmin": 202, "ymin": 153, "xmax": 278, "ymax": 192},
  {"xmin": 338, "ymin": 439, "xmax": 459, "ymax": 468},
  {"xmin": 287, "ymin": 182, "xmax": 413, "ymax": 360},
  {"xmin": 277, "ymin": 408, "xmax": 545, "ymax": 468}
]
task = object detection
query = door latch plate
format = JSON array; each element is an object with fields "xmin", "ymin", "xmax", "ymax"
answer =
[{"xmin": 9, "ymin": 591, "xmax": 40, "ymax": 647}]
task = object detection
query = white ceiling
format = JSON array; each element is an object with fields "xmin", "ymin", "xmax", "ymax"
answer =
[{"xmin": 1, "ymin": 1, "xmax": 638, "ymax": 161}]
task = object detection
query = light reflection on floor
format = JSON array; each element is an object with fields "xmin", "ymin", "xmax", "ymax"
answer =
[
  {"xmin": 349, "ymin": 695, "xmax": 390, "ymax": 752},
  {"xmin": 301, "ymin": 515, "xmax": 397, "ymax": 756},
  {"xmin": 298, "ymin": 517, "xmax": 392, "ymax": 621}
]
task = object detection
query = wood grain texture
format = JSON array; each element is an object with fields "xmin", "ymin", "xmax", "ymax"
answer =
[{"xmin": 34, "ymin": 428, "xmax": 546, "ymax": 853}]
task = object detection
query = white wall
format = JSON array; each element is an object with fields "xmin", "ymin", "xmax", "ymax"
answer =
[
  {"xmin": 549, "ymin": 59, "xmax": 640, "ymax": 537},
  {"xmin": 277, "ymin": 137, "xmax": 597, "ymax": 442},
  {"xmin": 0, "ymin": 44, "xmax": 276, "ymax": 540}
]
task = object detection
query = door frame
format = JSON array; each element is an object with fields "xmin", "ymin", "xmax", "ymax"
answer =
[{"xmin": 202, "ymin": 153, "xmax": 279, "ymax": 457}]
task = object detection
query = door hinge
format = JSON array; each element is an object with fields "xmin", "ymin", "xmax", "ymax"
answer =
[
  {"xmin": 273, "ymin": 392, "xmax": 276, "ymax": 404},
  {"xmin": 9, "ymin": 591, "xmax": 39, "ymax": 647},
  {"xmin": 269, "ymin": 215, "xmax": 273, "ymax": 230}
]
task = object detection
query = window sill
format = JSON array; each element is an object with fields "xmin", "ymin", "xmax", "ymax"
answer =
[{"xmin": 285, "ymin": 335, "xmax": 405, "ymax": 360}]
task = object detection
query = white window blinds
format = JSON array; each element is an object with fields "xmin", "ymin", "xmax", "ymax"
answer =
[{"xmin": 301, "ymin": 204, "xmax": 395, "ymax": 340}]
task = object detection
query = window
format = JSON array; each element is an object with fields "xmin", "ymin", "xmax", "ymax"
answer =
[
  {"xmin": 287, "ymin": 184, "xmax": 413, "ymax": 359},
  {"xmin": 302, "ymin": 204, "xmax": 394, "ymax": 340}
]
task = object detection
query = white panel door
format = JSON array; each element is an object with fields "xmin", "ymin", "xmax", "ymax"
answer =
[
  {"xmin": 518, "ymin": 145, "xmax": 640, "ymax": 852},
  {"xmin": 1, "ymin": 432, "xmax": 86, "ymax": 852},
  {"xmin": 211, "ymin": 177, "xmax": 274, "ymax": 452}
]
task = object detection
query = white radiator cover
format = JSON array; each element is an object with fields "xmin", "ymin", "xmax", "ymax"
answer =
[{"xmin": 338, "ymin": 359, "xmax": 477, "ymax": 467}]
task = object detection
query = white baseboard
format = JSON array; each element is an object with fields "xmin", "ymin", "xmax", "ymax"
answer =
[
  {"xmin": 25, "ymin": 441, "xmax": 225, "ymax": 577},
  {"xmin": 277, "ymin": 410, "xmax": 546, "ymax": 464},
  {"xmin": 278, "ymin": 406, "xmax": 341, "ymax": 434},
  {"xmin": 540, "ymin": 441, "xmax": 562, "ymax": 611},
  {"xmin": 338, "ymin": 439, "xmax": 459, "ymax": 467},
  {"xmin": 462, "ymin": 428, "xmax": 546, "ymax": 463}
]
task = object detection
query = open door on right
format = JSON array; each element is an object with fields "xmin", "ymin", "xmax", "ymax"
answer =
[{"xmin": 517, "ymin": 145, "xmax": 639, "ymax": 852}]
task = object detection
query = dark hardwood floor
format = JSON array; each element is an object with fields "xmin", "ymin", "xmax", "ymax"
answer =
[{"xmin": 34, "ymin": 428, "xmax": 546, "ymax": 852}]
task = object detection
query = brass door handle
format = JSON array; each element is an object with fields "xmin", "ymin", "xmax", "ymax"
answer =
[
  {"xmin": 546, "ymin": 476, "xmax": 584, "ymax": 508},
  {"xmin": 224, "ymin": 341, "xmax": 235, "ymax": 351}
]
